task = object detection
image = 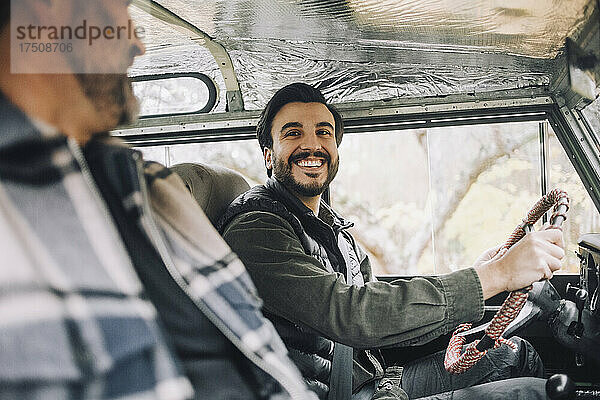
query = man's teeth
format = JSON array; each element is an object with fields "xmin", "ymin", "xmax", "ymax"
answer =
[{"xmin": 297, "ymin": 159, "xmax": 324, "ymax": 168}]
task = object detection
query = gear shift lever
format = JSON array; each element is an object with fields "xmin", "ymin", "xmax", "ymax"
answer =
[
  {"xmin": 546, "ymin": 374, "xmax": 576, "ymax": 400},
  {"xmin": 546, "ymin": 374, "xmax": 600, "ymax": 399},
  {"xmin": 566, "ymin": 283, "xmax": 588, "ymax": 339}
]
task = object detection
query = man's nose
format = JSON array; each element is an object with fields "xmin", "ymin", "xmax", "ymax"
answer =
[
  {"xmin": 130, "ymin": 19, "xmax": 146, "ymax": 57},
  {"xmin": 132, "ymin": 32, "xmax": 146, "ymax": 57},
  {"xmin": 300, "ymin": 132, "xmax": 322, "ymax": 150}
]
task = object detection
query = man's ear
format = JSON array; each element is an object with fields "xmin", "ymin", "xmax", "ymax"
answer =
[{"xmin": 264, "ymin": 147, "xmax": 273, "ymax": 170}]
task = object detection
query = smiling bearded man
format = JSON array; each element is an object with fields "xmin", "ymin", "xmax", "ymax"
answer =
[{"xmin": 218, "ymin": 82, "xmax": 565, "ymax": 400}]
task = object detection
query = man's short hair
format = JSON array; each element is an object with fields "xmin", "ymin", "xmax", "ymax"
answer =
[
  {"xmin": 0, "ymin": 2, "xmax": 9, "ymax": 30},
  {"xmin": 256, "ymin": 83, "xmax": 344, "ymax": 152}
]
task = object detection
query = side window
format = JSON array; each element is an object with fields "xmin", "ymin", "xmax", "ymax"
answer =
[
  {"xmin": 332, "ymin": 121, "xmax": 600, "ymax": 275},
  {"xmin": 548, "ymin": 130, "xmax": 600, "ymax": 272},
  {"xmin": 427, "ymin": 122, "xmax": 540, "ymax": 275},
  {"xmin": 329, "ymin": 130, "xmax": 433, "ymax": 275}
]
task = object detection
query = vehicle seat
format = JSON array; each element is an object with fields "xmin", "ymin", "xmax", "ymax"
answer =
[{"xmin": 171, "ymin": 162, "xmax": 250, "ymax": 227}]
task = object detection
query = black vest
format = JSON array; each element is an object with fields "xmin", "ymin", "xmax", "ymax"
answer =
[{"xmin": 218, "ymin": 178, "xmax": 378, "ymax": 398}]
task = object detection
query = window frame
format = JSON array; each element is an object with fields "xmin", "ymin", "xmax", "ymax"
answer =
[{"xmin": 131, "ymin": 72, "xmax": 219, "ymax": 117}]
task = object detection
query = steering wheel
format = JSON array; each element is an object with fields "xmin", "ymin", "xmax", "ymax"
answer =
[{"xmin": 444, "ymin": 189, "xmax": 570, "ymax": 374}]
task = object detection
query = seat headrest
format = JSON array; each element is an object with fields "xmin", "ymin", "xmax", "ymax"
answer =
[{"xmin": 171, "ymin": 162, "xmax": 250, "ymax": 226}]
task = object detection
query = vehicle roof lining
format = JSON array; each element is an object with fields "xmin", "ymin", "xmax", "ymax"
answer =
[
  {"xmin": 129, "ymin": 0, "xmax": 593, "ymax": 111},
  {"xmin": 149, "ymin": 0, "xmax": 591, "ymax": 58}
]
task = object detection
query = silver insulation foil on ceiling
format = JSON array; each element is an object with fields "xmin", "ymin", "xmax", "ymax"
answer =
[{"xmin": 130, "ymin": 0, "xmax": 593, "ymax": 111}]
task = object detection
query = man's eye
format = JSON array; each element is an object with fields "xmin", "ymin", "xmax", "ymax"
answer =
[
  {"xmin": 317, "ymin": 130, "xmax": 332, "ymax": 136},
  {"xmin": 284, "ymin": 130, "xmax": 300, "ymax": 137}
]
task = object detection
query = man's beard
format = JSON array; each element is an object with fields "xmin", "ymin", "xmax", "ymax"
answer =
[
  {"xmin": 75, "ymin": 74, "xmax": 139, "ymax": 127},
  {"xmin": 272, "ymin": 150, "xmax": 339, "ymax": 197}
]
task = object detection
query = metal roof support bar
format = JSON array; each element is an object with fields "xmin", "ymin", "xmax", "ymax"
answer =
[
  {"xmin": 131, "ymin": 0, "xmax": 244, "ymax": 112},
  {"xmin": 539, "ymin": 121, "xmax": 550, "ymax": 224},
  {"xmin": 113, "ymin": 88, "xmax": 555, "ymax": 146}
]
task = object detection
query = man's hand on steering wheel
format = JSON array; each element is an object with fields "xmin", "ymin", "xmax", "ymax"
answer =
[
  {"xmin": 446, "ymin": 190, "xmax": 569, "ymax": 375},
  {"xmin": 474, "ymin": 226, "xmax": 565, "ymax": 300}
]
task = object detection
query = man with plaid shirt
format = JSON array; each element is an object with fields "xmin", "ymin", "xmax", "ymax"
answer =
[{"xmin": 0, "ymin": 1, "xmax": 314, "ymax": 399}]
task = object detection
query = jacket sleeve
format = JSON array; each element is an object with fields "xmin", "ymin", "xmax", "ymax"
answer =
[{"xmin": 221, "ymin": 211, "xmax": 485, "ymax": 349}]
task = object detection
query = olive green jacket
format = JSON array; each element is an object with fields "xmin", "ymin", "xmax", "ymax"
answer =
[{"xmin": 221, "ymin": 207, "xmax": 485, "ymax": 387}]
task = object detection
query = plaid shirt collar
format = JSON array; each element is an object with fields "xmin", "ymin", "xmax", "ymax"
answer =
[
  {"xmin": 0, "ymin": 91, "xmax": 43, "ymax": 149},
  {"xmin": 0, "ymin": 92, "xmax": 80, "ymax": 185},
  {"xmin": 0, "ymin": 95, "xmax": 193, "ymax": 399}
]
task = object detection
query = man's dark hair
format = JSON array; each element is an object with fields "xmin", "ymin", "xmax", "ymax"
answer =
[
  {"xmin": 256, "ymin": 83, "xmax": 344, "ymax": 154},
  {"xmin": 0, "ymin": 1, "xmax": 9, "ymax": 31}
]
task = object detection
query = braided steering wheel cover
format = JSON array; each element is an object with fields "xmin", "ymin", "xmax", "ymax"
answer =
[{"xmin": 443, "ymin": 189, "xmax": 569, "ymax": 374}]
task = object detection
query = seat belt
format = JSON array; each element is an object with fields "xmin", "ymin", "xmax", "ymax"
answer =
[
  {"xmin": 328, "ymin": 233, "xmax": 360, "ymax": 400},
  {"xmin": 328, "ymin": 343, "xmax": 354, "ymax": 400}
]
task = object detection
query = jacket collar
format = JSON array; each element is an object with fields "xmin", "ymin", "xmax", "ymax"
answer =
[{"xmin": 266, "ymin": 177, "xmax": 353, "ymax": 231}]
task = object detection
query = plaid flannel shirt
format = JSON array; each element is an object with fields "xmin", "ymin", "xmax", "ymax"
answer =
[{"xmin": 0, "ymin": 95, "xmax": 193, "ymax": 399}]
